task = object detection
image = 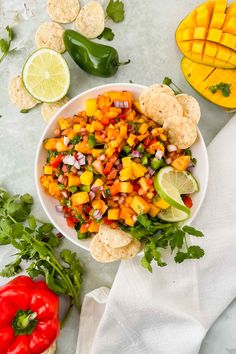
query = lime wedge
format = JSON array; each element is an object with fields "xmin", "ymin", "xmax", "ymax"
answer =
[
  {"xmin": 158, "ymin": 206, "xmax": 189, "ymax": 222},
  {"xmin": 22, "ymin": 48, "xmax": 70, "ymax": 103},
  {"xmin": 154, "ymin": 166, "xmax": 198, "ymax": 214}
]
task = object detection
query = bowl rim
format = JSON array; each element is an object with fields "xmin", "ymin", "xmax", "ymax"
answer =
[{"xmin": 35, "ymin": 82, "xmax": 209, "ymax": 250}]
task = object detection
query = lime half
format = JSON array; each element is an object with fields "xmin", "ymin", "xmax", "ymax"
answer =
[
  {"xmin": 158, "ymin": 206, "xmax": 189, "ymax": 222},
  {"xmin": 154, "ymin": 166, "xmax": 198, "ymax": 214},
  {"xmin": 22, "ymin": 48, "xmax": 70, "ymax": 103}
]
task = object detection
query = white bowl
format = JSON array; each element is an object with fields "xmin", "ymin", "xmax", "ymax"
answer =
[{"xmin": 35, "ymin": 83, "xmax": 209, "ymax": 251}]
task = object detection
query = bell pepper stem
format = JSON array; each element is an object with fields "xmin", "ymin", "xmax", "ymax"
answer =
[{"xmin": 117, "ymin": 59, "xmax": 131, "ymax": 67}]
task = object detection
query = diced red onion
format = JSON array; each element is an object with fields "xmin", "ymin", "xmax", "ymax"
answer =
[
  {"xmin": 68, "ymin": 144, "xmax": 74, "ymax": 150},
  {"xmin": 113, "ymin": 196, "xmax": 119, "ymax": 201},
  {"xmin": 54, "ymin": 129, "xmax": 61, "ymax": 137},
  {"xmin": 87, "ymin": 156, "xmax": 93, "ymax": 166},
  {"xmin": 89, "ymin": 191, "xmax": 95, "ymax": 201},
  {"xmin": 77, "ymin": 152, "xmax": 85, "ymax": 160},
  {"xmin": 56, "ymin": 232, "xmax": 64, "ymax": 239},
  {"xmin": 117, "ymin": 163, "xmax": 123, "ymax": 171},
  {"xmin": 114, "ymin": 100, "xmax": 121, "ymax": 108},
  {"xmin": 123, "ymin": 101, "xmax": 129, "ymax": 108},
  {"xmin": 93, "ymin": 210, "xmax": 102, "ymax": 220},
  {"xmin": 147, "ymin": 167, "xmax": 155, "ymax": 176},
  {"xmin": 132, "ymin": 215, "xmax": 138, "ymax": 222},
  {"xmin": 145, "ymin": 173, "xmax": 150, "ymax": 179},
  {"xmin": 155, "ymin": 150, "xmax": 163, "ymax": 159},
  {"xmin": 101, "ymin": 191, "xmax": 106, "ymax": 198},
  {"xmin": 91, "ymin": 185, "xmax": 101, "ymax": 192},
  {"xmin": 131, "ymin": 150, "xmax": 140, "ymax": 158},
  {"xmin": 121, "ymin": 193, "xmax": 127, "ymax": 197},
  {"xmin": 166, "ymin": 157, "xmax": 172, "ymax": 165},
  {"xmin": 127, "ymin": 124, "xmax": 133, "ymax": 132},
  {"xmin": 118, "ymin": 196, "xmax": 125, "ymax": 205},
  {"xmin": 79, "ymin": 157, "xmax": 86, "ymax": 166},
  {"xmin": 63, "ymin": 136, "xmax": 70, "ymax": 146},
  {"xmin": 58, "ymin": 174, "xmax": 67, "ymax": 184},
  {"xmin": 167, "ymin": 144, "xmax": 177, "ymax": 152},
  {"xmin": 77, "ymin": 171, "xmax": 83, "ymax": 176},
  {"xmin": 99, "ymin": 154, "xmax": 105, "ymax": 161},
  {"xmin": 55, "ymin": 205, "xmax": 63, "ymax": 212},
  {"xmin": 114, "ymin": 159, "xmax": 120, "ymax": 166},
  {"xmin": 63, "ymin": 155, "xmax": 75, "ymax": 165},
  {"xmin": 71, "ymin": 166, "xmax": 78, "ymax": 173},
  {"xmin": 61, "ymin": 190, "xmax": 69, "ymax": 198},
  {"xmin": 62, "ymin": 165, "xmax": 67, "ymax": 173}
]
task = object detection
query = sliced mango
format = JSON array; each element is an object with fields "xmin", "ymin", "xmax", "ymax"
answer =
[
  {"xmin": 176, "ymin": 0, "xmax": 236, "ymax": 68},
  {"xmin": 181, "ymin": 57, "xmax": 236, "ymax": 109}
]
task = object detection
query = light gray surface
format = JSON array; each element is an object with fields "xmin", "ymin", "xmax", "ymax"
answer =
[{"xmin": 0, "ymin": 1, "xmax": 234, "ymax": 353}]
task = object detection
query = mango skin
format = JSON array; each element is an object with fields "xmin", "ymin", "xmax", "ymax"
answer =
[{"xmin": 181, "ymin": 57, "xmax": 236, "ymax": 109}]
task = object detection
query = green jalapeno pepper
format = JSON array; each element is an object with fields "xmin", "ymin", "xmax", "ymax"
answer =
[{"xmin": 63, "ymin": 30, "xmax": 130, "ymax": 78}]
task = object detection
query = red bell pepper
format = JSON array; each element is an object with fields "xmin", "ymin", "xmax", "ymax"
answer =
[
  {"xmin": 183, "ymin": 196, "xmax": 193, "ymax": 209},
  {"xmin": 0, "ymin": 276, "xmax": 60, "ymax": 354},
  {"xmin": 51, "ymin": 154, "xmax": 63, "ymax": 168}
]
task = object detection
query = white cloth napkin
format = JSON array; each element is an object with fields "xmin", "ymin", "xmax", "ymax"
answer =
[{"xmin": 77, "ymin": 116, "xmax": 236, "ymax": 354}]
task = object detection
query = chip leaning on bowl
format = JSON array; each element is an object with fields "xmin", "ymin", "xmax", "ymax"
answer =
[{"xmin": 40, "ymin": 85, "xmax": 201, "ymax": 263}]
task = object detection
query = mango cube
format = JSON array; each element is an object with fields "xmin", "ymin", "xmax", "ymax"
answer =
[
  {"xmin": 202, "ymin": 54, "xmax": 215, "ymax": 65},
  {"xmin": 220, "ymin": 33, "xmax": 236, "ymax": 50},
  {"xmin": 149, "ymin": 204, "xmax": 161, "ymax": 218},
  {"xmin": 119, "ymin": 167, "xmax": 133, "ymax": 181},
  {"xmin": 80, "ymin": 171, "xmax": 93, "ymax": 185},
  {"xmin": 55, "ymin": 140, "xmax": 69, "ymax": 152},
  {"xmin": 125, "ymin": 217, "xmax": 135, "ymax": 226},
  {"xmin": 131, "ymin": 162, "xmax": 147, "ymax": 179},
  {"xmin": 119, "ymin": 182, "xmax": 133, "ymax": 193},
  {"xmin": 210, "ymin": 13, "xmax": 226, "ymax": 29},
  {"xmin": 130, "ymin": 196, "xmax": 150, "ymax": 215},
  {"xmin": 207, "ymin": 28, "xmax": 222, "ymax": 42},
  {"xmin": 216, "ymin": 46, "xmax": 231, "ymax": 62},
  {"xmin": 193, "ymin": 27, "xmax": 207, "ymax": 39},
  {"xmin": 127, "ymin": 134, "xmax": 136, "ymax": 146},
  {"xmin": 73, "ymin": 124, "xmax": 81, "ymax": 133},
  {"xmin": 192, "ymin": 40, "xmax": 205, "ymax": 54},
  {"xmin": 93, "ymin": 178, "xmax": 104, "ymax": 187},
  {"xmin": 72, "ymin": 192, "xmax": 89, "ymax": 206},
  {"xmin": 179, "ymin": 41, "xmax": 193, "ymax": 52},
  {"xmin": 154, "ymin": 199, "xmax": 170, "ymax": 209},
  {"xmin": 92, "ymin": 149, "xmax": 103, "ymax": 158},
  {"xmin": 196, "ymin": 9, "xmax": 210, "ymax": 27},
  {"xmin": 204, "ymin": 41, "xmax": 218, "ymax": 57},
  {"xmin": 229, "ymin": 52, "xmax": 236, "ymax": 65},
  {"xmin": 108, "ymin": 209, "xmax": 120, "ymax": 220},
  {"xmin": 138, "ymin": 177, "xmax": 149, "ymax": 192},
  {"xmin": 122, "ymin": 156, "xmax": 132, "ymax": 168},
  {"xmin": 226, "ymin": 3, "xmax": 236, "ymax": 19},
  {"xmin": 58, "ymin": 118, "xmax": 71, "ymax": 131},
  {"xmin": 222, "ymin": 17, "xmax": 236, "ymax": 35},
  {"xmin": 214, "ymin": 1, "xmax": 227, "ymax": 14},
  {"xmin": 171, "ymin": 156, "xmax": 190, "ymax": 171},
  {"xmin": 139, "ymin": 123, "xmax": 149, "ymax": 135},
  {"xmin": 68, "ymin": 175, "xmax": 80, "ymax": 187},
  {"xmin": 180, "ymin": 29, "xmax": 194, "ymax": 41},
  {"xmin": 120, "ymin": 125, "xmax": 127, "ymax": 137},
  {"xmin": 86, "ymin": 98, "xmax": 97, "ymax": 116},
  {"xmin": 44, "ymin": 165, "xmax": 53, "ymax": 175}
]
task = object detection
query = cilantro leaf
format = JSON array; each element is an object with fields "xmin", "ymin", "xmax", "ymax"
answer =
[
  {"xmin": 0, "ymin": 257, "xmax": 22, "ymax": 277},
  {"xmin": 209, "ymin": 82, "xmax": 231, "ymax": 97},
  {"xmin": 182, "ymin": 225, "xmax": 204, "ymax": 237},
  {"xmin": 106, "ymin": 0, "xmax": 125, "ymax": 23},
  {"xmin": 187, "ymin": 245, "xmax": 205, "ymax": 259},
  {"xmin": 0, "ymin": 26, "xmax": 15, "ymax": 63},
  {"xmin": 162, "ymin": 76, "xmax": 182, "ymax": 95},
  {"xmin": 97, "ymin": 27, "xmax": 115, "ymax": 41}
]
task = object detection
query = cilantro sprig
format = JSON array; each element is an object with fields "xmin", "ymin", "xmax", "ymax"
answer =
[
  {"xmin": 162, "ymin": 77, "xmax": 183, "ymax": 95},
  {"xmin": 106, "ymin": 0, "xmax": 125, "ymax": 23},
  {"xmin": 0, "ymin": 26, "xmax": 15, "ymax": 64},
  {"xmin": 0, "ymin": 188, "xmax": 83, "ymax": 315},
  {"xmin": 120, "ymin": 214, "xmax": 205, "ymax": 272},
  {"xmin": 97, "ymin": 27, "xmax": 115, "ymax": 41},
  {"xmin": 209, "ymin": 82, "xmax": 231, "ymax": 97}
]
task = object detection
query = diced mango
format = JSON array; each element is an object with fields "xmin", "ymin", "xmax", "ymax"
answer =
[
  {"xmin": 220, "ymin": 33, "xmax": 236, "ymax": 50},
  {"xmin": 73, "ymin": 124, "xmax": 81, "ymax": 133},
  {"xmin": 93, "ymin": 178, "xmax": 104, "ymax": 187},
  {"xmin": 193, "ymin": 27, "xmax": 207, "ymax": 39},
  {"xmin": 119, "ymin": 182, "xmax": 133, "ymax": 193},
  {"xmin": 154, "ymin": 199, "xmax": 170, "ymax": 209},
  {"xmin": 67, "ymin": 130, "xmax": 76, "ymax": 140},
  {"xmin": 55, "ymin": 140, "xmax": 69, "ymax": 152},
  {"xmin": 183, "ymin": 11, "xmax": 197, "ymax": 28},
  {"xmin": 180, "ymin": 29, "xmax": 194, "ymax": 41},
  {"xmin": 68, "ymin": 175, "xmax": 80, "ymax": 187},
  {"xmin": 88, "ymin": 221, "xmax": 100, "ymax": 233},
  {"xmin": 122, "ymin": 156, "xmax": 132, "ymax": 168},
  {"xmin": 105, "ymin": 146, "xmax": 116, "ymax": 158},
  {"xmin": 213, "ymin": 1, "xmax": 227, "ymax": 14},
  {"xmin": 125, "ymin": 217, "xmax": 135, "ymax": 226},
  {"xmin": 108, "ymin": 209, "xmax": 120, "ymax": 220},
  {"xmin": 149, "ymin": 204, "xmax": 161, "ymax": 218},
  {"xmin": 171, "ymin": 156, "xmax": 191, "ymax": 171},
  {"xmin": 204, "ymin": 41, "xmax": 218, "ymax": 57},
  {"xmin": 134, "ymin": 100, "xmax": 141, "ymax": 112},
  {"xmin": 138, "ymin": 177, "xmax": 149, "ymax": 192},
  {"xmin": 196, "ymin": 9, "xmax": 210, "ymax": 27},
  {"xmin": 44, "ymin": 138, "xmax": 61, "ymax": 150},
  {"xmin": 40, "ymin": 175, "xmax": 52, "ymax": 189},
  {"xmin": 226, "ymin": 3, "xmax": 236, "ymax": 19},
  {"xmin": 58, "ymin": 118, "xmax": 71, "ymax": 131},
  {"xmin": 48, "ymin": 182, "xmax": 61, "ymax": 199},
  {"xmin": 202, "ymin": 54, "xmax": 215, "ymax": 65},
  {"xmin": 222, "ymin": 16, "xmax": 236, "ymax": 35},
  {"xmin": 72, "ymin": 192, "xmax": 89, "ymax": 206},
  {"xmin": 131, "ymin": 162, "xmax": 147, "ymax": 179},
  {"xmin": 138, "ymin": 123, "xmax": 149, "ymax": 134},
  {"xmin": 179, "ymin": 41, "xmax": 193, "ymax": 52},
  {"xmin": 127, "ymin": 134, "xmax": 136, "ymax": 147},
  {"xmin": 44, "ymin": 165, "xmax": 53, "ymax": 175},
  {"xmin": 210, "ymin": 13, "xmax": 225, "ymax": 29},
  {"xmin": 92, "ymin": 199, "xmax": 107, "ymax": 214},
  {"xmin": 110, "ymin": 140, "xmax": 119, "ymax": 148},
  {"xmin": 120, "ymin": 125, "xmax": 127, "ymax": 138},
  {"xmin": 192, "ymin": 40, "xmax": 205, "ymax": 54},
  {"xmin": 86, "ymin": 98, "xmax": 97, "ymax": 116},
  {"xmin": 119, "ymin": 167, "xmax": 133, "ymax": 181},
  {"xmin": 120, "ymin": 205, "xmax": 134, "ymax": 219},
  {"xmin": 130, "ymin": 196, "xmax": 150, "ymax": 215},
  {"xmin": 80, "ymin": 171, "xmax": 93, "ymax": 185},
  {"xmin": 216, "ymin": 45, "xmax": 231, "ymax": 62},
  {"xmin": 92, "ymin": 149, "xmax": 103, "ymax": 158},
  {"xmin": 207, "ymin": 28, "xmax": 222, "ymax": 42}
]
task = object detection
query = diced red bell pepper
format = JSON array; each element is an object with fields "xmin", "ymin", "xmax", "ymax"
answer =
[
  {"xmin": 84, "ymin": 205, "xmax": 92, "ymax": 214},
  {"xmin": 104, "ymin": 218, "xmax": 113, "ymax": 225},
  {"xmin": 147, "ymin": 178, "xmax": 153, "ymax": 186},
  {"xmin": 104, "ymin": 162, "xmax": 113, "ymax": 176},
  {"xmin": 51, "ymin": 154, "xmax": 63, "ymax": 168},
  {"xmin": 107, "ymin": 168, "xmax": 118, "ymax": 180},
  {"xmin": 183, "ymin": 196, "xmax": 193, "ymax": 208},
  {"xmin": 80, "ymin": 223, "xmax": 90, "ymax": 233},
  {"xmin": 133, "ymin": 183, "xmax": 140, "ymax": 192},
  {"xmin": 66, "ymin": 217, "xmax": 77, "ymax": 228}
]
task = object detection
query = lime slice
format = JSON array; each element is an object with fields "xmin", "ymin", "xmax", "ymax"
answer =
[
  {"xmin": 158, "ymin": 206, "xmax": 189, "ymax": 222},
  {"xmin": 22, "ymin": 48, "xmax": 70, "ymax": 103},
  {"xmin": 154, "ymin": 166, "xmax": 198, "ymax": 214}
]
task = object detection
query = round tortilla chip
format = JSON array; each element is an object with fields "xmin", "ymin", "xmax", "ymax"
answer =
[
  {"xmin": 35, "ymin": 22, "xmax": 65, "ymax": 53},
  {"xmin": 163, "ymin": 115, "xmax": 197, "ymax": 149},
  {"xmin": 75, "ymin": 1, "xmax": 105, "ymax": 39},
  {"xmin": 99, "ymin": 224, "xmax": 132, "ymax": 248},
  {"xmin": 139, "ymin": 90, "xmax": 183, "ymax": 126},
  {"xmin": 8, "ymin": 76, "xmax": 38, "ymax": 110},
  {"xmin": 90, "ymin": 234, "xmax": 119, "ymax": 263},
  {"xmin": 176, "ymin": 94, "xmax": 201, "ymax": 124},
  {"xmin": 47, "ymin": 0, "xmax": 80, "ymax": 23},
  {"xmin": 41, "ymin": 96, "xmax": 69, "ymax": 122},
  {"xmin": 105, "ymin": 238, "xmax": 141, "ymax": 260}
]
